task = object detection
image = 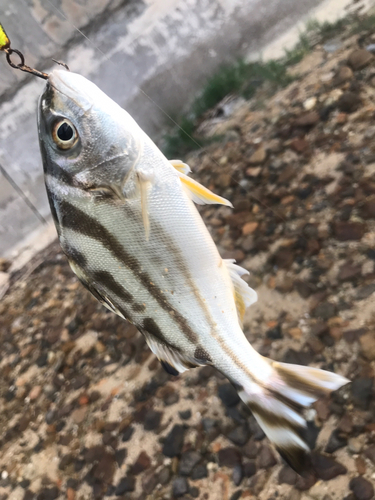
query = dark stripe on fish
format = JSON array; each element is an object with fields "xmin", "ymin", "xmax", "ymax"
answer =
[
  {"xmin": 194, "ymin": 346, "xmax": 212, "ymax": 363},
  {"xmin": 248, "ymin": 401, "xmax": 304, "ymax": 431},
  {"xmin": 93, "ymin": 270, "xmax": 133, "ymax": 304},
  {"xmin": 45, "ymin": 185, "xmax": 60, "ymax": 228},
  {"xmin": 57, "ymin": 199, "xmax": 198, "ymax": 343},
  {"xmin": 143, "ymin": 317, "xmax": 168, "ymax": 345},
  {"xmin": 276, "ymin": 446, "xmax": 312, "ymax": 475}
]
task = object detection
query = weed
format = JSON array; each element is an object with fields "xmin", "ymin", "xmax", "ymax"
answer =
[{"xmin": 162, "ymin": 11, "xmax": 375, "ymax": 158}]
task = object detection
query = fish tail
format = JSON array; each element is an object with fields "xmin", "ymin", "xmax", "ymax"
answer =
[{"xmin": 234, "ymin": 356, "xmax": 349, "ymax": 473}]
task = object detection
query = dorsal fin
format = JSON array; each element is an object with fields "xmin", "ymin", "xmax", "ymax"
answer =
[{"xmin": 224, "ymin": 259, "xmax": 257, "ymax": 326}]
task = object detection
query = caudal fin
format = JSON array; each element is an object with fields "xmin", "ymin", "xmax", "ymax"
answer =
[{"xmin": 236, "ymin": 359, "xmax": 349, "ymax": 473}]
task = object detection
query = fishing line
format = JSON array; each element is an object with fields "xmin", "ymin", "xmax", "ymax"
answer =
[
  {"xmin": 0, "ymin": 161, "xmax": 48, "ymax": 225},
  {"xmin": 43, "ymin": 0, "xmax": 288, "ymax": 225}
]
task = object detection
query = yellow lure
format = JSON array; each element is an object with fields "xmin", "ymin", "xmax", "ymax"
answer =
[{"xmin": 0, "ymin": 23, "xmax": 10, "ymax": 51}]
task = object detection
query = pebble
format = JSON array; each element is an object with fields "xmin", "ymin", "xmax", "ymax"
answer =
[
  {"xmin": 311, "ymin": 453, "xmax": 347, "ymax": 480},
  {"xmin": 256, "ymin": 445, "xmax": 277, "ymax": 469},
  {"xmin": 115, "ymin": 475, "xmax": 135, "ymax": 495},
  {"xmin": 227, "ymin": 425, "xmax": 249, "ymax": 446},
  {"xmin": 248, "ymin": 146, "xmax": 266, "ymax": 165},
  {"xmin": 347, "ymin": 49, "xmax": 373, "ymax": 70},
  {"xmin": 333, "ymin": 221, "xmax": 366, "ymax": 241},
  {"xmin": 172, "ymin": 477, "xmax": 189, "ymax": 497},
  {"xmin": 29, "ymin": 385, "xmax": 42, "ymax": 401},
  {"xmin": 143, "ymin": 409, "xmax": 162, "ymax": 431},
  {"xmin": 179, "ymin": 450, "xmax": 202, "ymax": 476},
  {"xmin": 162, "ymin": 425, "xmax": 185, "ymax": 457},
  {"xmin": 325, "ymin": 429, "xmax": 347, "ymax": 453},
  {"xmin": 351, "ymin": 378, "xmax": 373, "ymax": 410},
  {"xmin": 218, "ymin": 447, "xmax": 242, "ymax": 467},
  {"xmin": 130, "ymin": 451, "xmax": 151, "ymax": 475},
  {"xmin": 217, "ymin": 383, "xmax": 240, "ymax": 407},
  {"xmin": 349, "ymin": 476, "xmax": 374, "ymax": 500},
  {"xmin": 333, "ymin": 66, "xmax": 353, "ymax": 86}
]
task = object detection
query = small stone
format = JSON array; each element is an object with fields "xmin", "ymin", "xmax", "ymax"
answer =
[
  {"xmin": 249, "ymin": 470, "xmax": 268, "ymax": 496},
  {"xmin": 333, "ymin": 221, "xmax": 366, "ymax": 241},
  {"xmin": 71, "ymin": 406, "xmax": 87, "ymax": 425},
  {"xmin": 0, "ymin": 258, "xmax": 11, "ymax": 272},
  {"xmin": 278, "ymin": 465, "xmax": 298, "ymax": 485},
  {"xmin": 130, "ymin": 451, "xmax": 151, "ymax": 475},
  {"xmin": 179, "ymin": 451, "xmax": 202, "ymax": 476},
  {"xmin": 363, "ymin": 444, "xmax": 375, "ymax": 464},
  {"xmin": 243, "ymin": 460, "xmax": 256, "ymax": 478},
  {"xmin": 143, "ymin": 409, "xmax": 162, "ymax": 431},
  {"xmin": 348, "ymin": 437, "xmax": 364, "ymax": 454},
  {"xmin": 248, "ymin": 146, "xmax": 266, "ymax": 165},
  {"xmin": 348, "ymin": 49, "xmax": 374, "ymax": 70},
  {"xmin": 290, "ymin": 138, "xmax": 309, "ymax": 154},
  {"xmin": 325, "ymin": 429, "xmax": 347, "ymax": 453},
  {"xmin": 351, "ymin": 378, "xmax": 373, "ymax": 410},
  {"xmin": 311, "ymin": 453, "xmax": 347, "ymax": 480},
  {"xmin": 313, "ymin": 302, "xmax": 337, "ymax": 320},
  {"xmin": 333, "ymin": 65, "xmax": 353, "ymax": 86},
  {"xmin": 246, "ymin": 166, "xmax": 262, "ymax": 177},
  {"xmin": 355, "ymin": 284, "xmax": 375, "ymax": 301},
  {"xmin": 191, "ymin": 463, "xmax": 208, "ymax": 479},
  {"xmin": 294, "ymin": 111, "xmax": 320, "ymax": 127},
  {"xmin": 172, "ymin": 477, "xmax": 189, "ymax": 497},
  {"xmin": 217, "ymin": 383, "xmax": 240, "ymax": 407},
  {"xmin": 355, "ymin": 456, "xmax": 367, "ymax": 475},
  {"xmin": 29, "ymin": 385, "xmax": 42, "ymax": 401},
  {"xmin": 218, "ymin": 447, "xmax": 242, "ymax": 467},
  {"xmin": 115, "ymin": 475, "xmax": 135, "ymax": 495},
  {"xmin": 242, "ymin": 221, "xmax": 258, "ymax": 236},
  {"xmin": 162, "ymin": 425, "xmax": 185, "ymax": 457},
  {"xmin": 179, "ymin": 409, "xmax": 192, "ymax": 420},
  {"xmin": 227, "ymin": 425, "xmax": 249, "ymax": 446},
  {"xmin": 121, "ymin": 425, "xmax": 134, "ymax": 441},
  {"xmin": 232, "ymin": 464, "xmax": 243, "ymax": 486},
  {"xmin": 359, "ymin": 332, "xmax": 375, "ymax": 361},
  {"xmin": 257, "ymin": 445, "xmax": 277, "ymax": 469},
  {"xmin": 361, "ymin": 196, "xmax": 375, "ymax": 219},
  {"xmin": 349, "ymin": 476, "xmax": 374, "ymax": 500},
  {"xmin": 337, "ymin": 92, "xmax": 362, "ymax": 113},
  {"xmin": 338, "ymin": 262, "xmax": 361, "ymax": 282},
  {"xmin": 142, "ymin": 471, "xmax": 158, "ymax": 495}
]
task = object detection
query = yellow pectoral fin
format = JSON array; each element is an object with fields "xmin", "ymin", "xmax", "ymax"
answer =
[
  {"xmin": 178, "ymin": 172, "xmax": 233, "ymax": 207},
  {"xmin": 0, "ymin": 24, "xmax": 10, "ymax": 51},
  {"xmin": 169, "ymin": 159, "xmax": 191, "ymax": 175}
]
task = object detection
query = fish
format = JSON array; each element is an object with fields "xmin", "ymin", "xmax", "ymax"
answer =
[{"xmin": 37, "ymin": 69, "xmax": 349, "ymax": 473}]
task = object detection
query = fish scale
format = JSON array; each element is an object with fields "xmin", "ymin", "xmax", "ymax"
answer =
[{"xmin": 38, "ymin": 68, "xmax": 350, "ymax": 474}]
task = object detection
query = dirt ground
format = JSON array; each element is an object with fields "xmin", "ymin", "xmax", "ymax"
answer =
[{"xmin": 0, "ymin": 17, "xmax": 375, "ymax": 500}]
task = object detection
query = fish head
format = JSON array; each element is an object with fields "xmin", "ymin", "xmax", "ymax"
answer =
[{"xmin": 38, "ymin": 69, "xmax": 141, "ymax": 194}]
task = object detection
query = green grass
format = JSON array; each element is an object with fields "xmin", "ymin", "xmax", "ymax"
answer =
[{"xmin": 162, "ymin": 11, "xmax": 375, "ymax": 158}]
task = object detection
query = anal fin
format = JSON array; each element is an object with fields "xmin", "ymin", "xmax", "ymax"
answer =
[
  {"xmin": 224, "ymin": 259, "xmax": 257, "ymax": 326},
  {"xmin": 144, "ymin": 333, "xmax": 206, "ymax": 374}
]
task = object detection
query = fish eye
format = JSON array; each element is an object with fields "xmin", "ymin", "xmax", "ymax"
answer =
[{"xmin": 52, "ymin": 119, "xmax": 78, "ymax": 150}]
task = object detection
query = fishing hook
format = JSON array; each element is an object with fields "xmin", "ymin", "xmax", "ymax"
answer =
[{"xmin": 5, "ymin": 47, "xmax": 49, "ymax": 80}]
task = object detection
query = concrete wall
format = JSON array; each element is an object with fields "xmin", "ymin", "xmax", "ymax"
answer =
[{"xmin": 0, "ymin": 0, "xmax": 351, "ymax": 257}]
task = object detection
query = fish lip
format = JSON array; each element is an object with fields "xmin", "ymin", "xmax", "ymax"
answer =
[{"xmin": 48, "ymin": 70, "xmax": 94, "ymax": 113}]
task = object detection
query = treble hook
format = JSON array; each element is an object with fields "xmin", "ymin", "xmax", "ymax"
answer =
[{"xmin": 1, "ymin": 23, "xmax": 49, "ymax": 80}]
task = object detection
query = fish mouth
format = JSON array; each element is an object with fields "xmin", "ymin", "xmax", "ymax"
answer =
[{"xmin": 47, "ymin": 69, "xmax": 94, "ymax": 114}]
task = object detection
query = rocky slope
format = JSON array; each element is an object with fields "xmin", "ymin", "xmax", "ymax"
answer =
[{"xmin": 0, "ymin": 22, "xmax": 375, "ymax": 500}]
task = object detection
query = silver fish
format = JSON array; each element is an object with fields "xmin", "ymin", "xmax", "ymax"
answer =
[{"xmin": 38, "ymin": 69, "xmax": 349, "ymax": 472}]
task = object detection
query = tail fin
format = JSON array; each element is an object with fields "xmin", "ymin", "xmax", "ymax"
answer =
[{"xmin": 236, "ymin": 359, "xmax": 350, "ymax": 473}]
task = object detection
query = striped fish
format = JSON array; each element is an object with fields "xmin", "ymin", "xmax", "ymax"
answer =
[{"xmin": 37, "ymin": 69, "xmax": 349, "ymax": 473}]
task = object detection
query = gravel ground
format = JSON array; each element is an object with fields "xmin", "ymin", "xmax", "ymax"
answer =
[{"xmin": 1, "ymin": 21, "xmax": 375, "ymax": 500}]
